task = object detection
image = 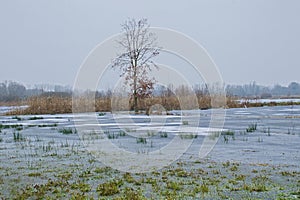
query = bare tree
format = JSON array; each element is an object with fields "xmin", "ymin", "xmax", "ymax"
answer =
[{"xmin": 112, "ymin": 18, "xmax": 160, "ymax": 113}]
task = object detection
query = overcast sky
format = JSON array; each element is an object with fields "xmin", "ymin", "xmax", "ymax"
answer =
[{"xmin": 0, "ymin": 0, "xmax": 299, "ymax": 88}]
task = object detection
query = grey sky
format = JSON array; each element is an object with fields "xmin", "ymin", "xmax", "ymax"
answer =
[{"xmin": 0, "ymin": 0, "xmax": 299, "ymax": 88}]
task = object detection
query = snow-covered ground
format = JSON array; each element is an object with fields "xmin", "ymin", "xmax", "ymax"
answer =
[
  {"xmin": 0, "ymin": 105, "xmax": 299, "ymax": 199},
  {"xmin": 239, "ymin": 98, "xmax": 300, "ymax": 104},
  {"xmin": 0, "ymin": 105, "xmax": 28, "ymax": 114}
]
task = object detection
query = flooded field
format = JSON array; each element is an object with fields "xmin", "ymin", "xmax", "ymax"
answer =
[{"xmin": 0, "ymin": 105, "xmax": 299, "ymax": 199}]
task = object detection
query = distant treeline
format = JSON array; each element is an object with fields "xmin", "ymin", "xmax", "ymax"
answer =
[
  {"xmin": 226, "ymin": 81, "xmax": 300, "ymax": 98},
  {"xmin": 1, "ymin": 81, "xmax": 300, "ymax": 102},
  {"xmin": 0, "ymin": 81, "xmax": 71, "ymax": 102},
  {"xmin": 2, "ymin": 81, "xmax": 300, "ymax": 115}
]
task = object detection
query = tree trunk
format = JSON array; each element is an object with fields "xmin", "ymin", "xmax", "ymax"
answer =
[
  {"xmin": 133, "ymin": 59, "xmax": 138, "ymax": 114},
  {"xmin": 134, "ymin": 94, "xmax": 138, "ymax": 114}
]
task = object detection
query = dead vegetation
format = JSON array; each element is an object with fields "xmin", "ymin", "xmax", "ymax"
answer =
[
  {"xmin": 5, "ymin": 94, "xmax": 231, "ymax": 115},
  {"xmin": 4, "ymin": 94, "xmax": 299, "ymax": 116}
]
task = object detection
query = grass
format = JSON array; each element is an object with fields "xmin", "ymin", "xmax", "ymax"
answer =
[
  {"xmin": 174, "ymin": 168, "xmax": 189, "ymax": 177},
  {"xmin": 28, "ymin": 116, "xmax": 44, "ymax": 120},
  {"xmin": 198, "ymin": 183, "xmax": 209, "ymax": 194},
  {"xmin": 97, "ymin": 179, "xmax": 123, "ymax": 196},
  {"xmin": 257, "ymin": 136, "xmax": 263, "ymax": 142},
  {"xmin": 27, "ymin": 172, "xmax": 42, "ymax": 177},
  {"xmin": 94, "ymin": 167, "xmax": 111, "ymax": 174},
  {"xmin": 60, "ymin": 139, "xmax": 70, "ymax": 148},
  {"xmin": 38, "ymin": 123, "xmax": 57, "ymax": 127},
  {"xmin": 0, "ymin": 111, "xmax": 299, "ymax": 199},
  {"xmin": 98, "ymin": 112, "xmax": 106, "ymax": 116},
  {"xmin": 123, "ymin": 173, "xmax": 136, "ymax": 183},
  {"xmin": 1, "ymin": 158, "xmax": 294, "ymax": 199},
  {"xmin": 160, "ymin": 132, "xmax": 168, "ymax": 138},
  {"xmin": 230, "ymin": 165, "xmax": 238, "ymax": 172},
  {"xmin": 246, "ymin": 123, "xmax": 257, "ymax": 132},
  {"xmin": 107, "ymin": 132, "xmax": 118, "ymax": 139},
  {"xmin": 280, "ymin": 171, "xmax": 298, "ymax": 176},
  {"xmin": 12, "ymin": 116, "xmax": 22, "ymax": 121},
  {"xmin": 262, "ymin": 127, "xmax": 271, "ymax": 136},
  {"xmin": 277, "ymin": 191, "xmax": 300, "ymax": 199},
  {"xmin": 182, "ymin": 120, "xmax": 189, "ymax": 125},
  {"xmin": 56, "ymin": 172, "xmax": 73, "ymax": 180},
  {"xmin": 120, "ymin": 187, "xmax": 145, "ymax": 200},
  {"xmin": 119, "ymin": 130, "xmax": 126, "ymax": 137},
  {"xmin": 223, "ymin": 135, "xmax": 229, "ymax": 144},
  {"xmin": 166, "ymin": 180, "xmax": 183, "ymax": 190},
  {"xmin": 221, "ymin": 130, "xmax": 235, "ymax": 136},
  {"xmin": 15, "ymin": 126, "xmax": 23, "ymax": 131},
  {"xmin": 222, "ymin": 161, "xmax": 231, "ymax": 168},
  {"xmin": 147, "ymin": 130, "xmax": 156, "ymax": 137},
  {"xmin": 136, "ymin": 137, "xmax": 147, "ymax": 144},
  {"xmin": 5, "ymin": 157, "xmax": 299, "ymax": 199},
  {"xmin": 221, "ymin": 130, "xmax": 236, "ymax": 143},
  {"xmin": 267, "ymin": 128, "xmax": 271, "ymax": 136},
  {"xmin": 70, "ymin": 181, "xmax": 91, "ymax": 193},
  {"xmin": 42, "ymin": 142, "xmax": 53, "ymax": 152},
  {"xmin": 208, "ymin": 132, "xmax": 220, "ymax": 140},
  {"xmin": 125, "ymin": 128, "xmax": 136, "ymax": 132},
  {"xmin": 179, "ymin": 133, "xmax": 197, "ymax": 139},
  {"xmin": 5, "ymin": 92, "xmax": 300, "ymax": 116},
  {"xmin": 13, "ymin": 131, "xmax": 24, "ymax": 142},
  {"xmin": 58, "ymin": 128, "xmax": 77, "ymax": 134},
  {"xmin": 235, "ymin": 174, "xmax": 246, "ymax": 181},
  {"xmin": 0, "ymin": 124, "xmax": 23, "ymax": 130},
  {"xmin": 104, "ymin": 130, "xmax": 127, "ymax": 139},
  {"xmin": 246, "ymin": 183, "xmax": 268, "ymax": 192}
]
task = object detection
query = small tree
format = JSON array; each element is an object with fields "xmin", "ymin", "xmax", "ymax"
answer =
[{"xmin": 112, "ymin": 18, "xmax": 160, "ymax": 113}]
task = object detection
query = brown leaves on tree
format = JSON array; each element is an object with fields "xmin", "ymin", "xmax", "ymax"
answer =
[{"xmin": 136, "ymin": 79, "xmax": 154, "ymax": 98}]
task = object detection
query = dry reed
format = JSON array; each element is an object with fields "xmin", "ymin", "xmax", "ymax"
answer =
[{"xmin": 5, "ymin": 94, "xmax": 258, "ymax": 115}]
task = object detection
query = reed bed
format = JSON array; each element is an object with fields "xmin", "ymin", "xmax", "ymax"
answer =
[{"xmin": 5, "ymin": 94, "xmax": 298, "ymax": 115}]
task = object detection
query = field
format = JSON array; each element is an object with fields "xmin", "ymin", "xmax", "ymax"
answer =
[{"xmin": 0, "ymin": 105, "xmax": 299, "ymax": 199}]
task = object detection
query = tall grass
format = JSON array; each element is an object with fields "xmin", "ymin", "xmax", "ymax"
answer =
[
  {"xmin": 246, "ymin": 123, "xmax": 257, "ymax": 133},
  {"xmin": 7, "ymin": 96, "xmax": 72, "ymax": 115},
  {"xmin": 13, "ymin": 131, "xmax": 24, "ymax": 142},
  {"xmin": 5, "ymin": 94, "xmax": 275, "ymax": 115}
]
